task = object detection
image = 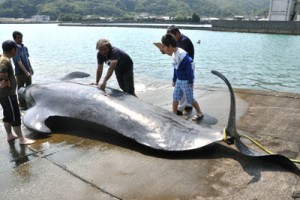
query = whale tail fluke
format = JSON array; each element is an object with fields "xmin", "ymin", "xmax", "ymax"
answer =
[
  {"xmin": 211, "ymin": 70, "xmax": 237, "ymax": 143},
  {"xmin": 211, "ymin": 70, "xmax": 300, "ymax": 174}
]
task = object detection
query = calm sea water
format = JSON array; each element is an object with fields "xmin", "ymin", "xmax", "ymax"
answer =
[{"xmin": 1, "ymin": 24, "xmax": 299, "ymax": 93}]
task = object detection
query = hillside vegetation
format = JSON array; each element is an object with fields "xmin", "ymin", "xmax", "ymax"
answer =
[{"xmin": 0, "ymin": 0, "xmax": 269, "ymax": 21}]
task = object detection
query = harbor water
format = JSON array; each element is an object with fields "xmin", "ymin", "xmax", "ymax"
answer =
[{"xmin": 0, "ymin": 23, "xmax": 299, "ymax": 94}]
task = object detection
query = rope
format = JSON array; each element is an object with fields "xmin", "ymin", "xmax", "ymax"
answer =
[
  {"xmin": 222, "ymin": 128, "xmax": 300, "ymax": 164},
  {"xmin": 222, "ymin": 128, "xmax": 227, "ymax": 142}
]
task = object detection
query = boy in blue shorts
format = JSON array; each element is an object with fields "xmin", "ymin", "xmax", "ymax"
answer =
[{"xmin": 161, "ymin": 34, "xmax": 203, "ymax": 121}]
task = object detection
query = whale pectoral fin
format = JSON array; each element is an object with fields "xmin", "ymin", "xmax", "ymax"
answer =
[{"xmin": 23, "ymin": 108, "xmax": 52, "ymax": 133}]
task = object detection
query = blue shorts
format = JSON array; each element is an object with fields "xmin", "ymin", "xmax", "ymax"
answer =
[{"xmin": 173, "ymin": 80, "xmax": 195, "ymax": 104}]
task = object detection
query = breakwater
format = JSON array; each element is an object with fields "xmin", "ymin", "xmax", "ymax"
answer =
[
  {"xmin": 212, "ymin": 20, "xmax": 300, "ymax": 35},
  {"xmin": 58, "ymin": 22, "xmax": 212, "ymax": 30},
  {"xmin": 59, "ymin": 21, "xmax": 300, "ymax": 35}
]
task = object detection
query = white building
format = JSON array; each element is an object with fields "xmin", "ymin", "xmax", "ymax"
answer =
[
  {"xmin": 31, "ymin": 15, "xmax": 50, "ymax": 22},
  {"xmin": 268, "ymin": 0, "xmax": 297, "ymax": 21},
  {"xmin": 297, "ymin": 0, "xmax": 300, "ymax": 20}
]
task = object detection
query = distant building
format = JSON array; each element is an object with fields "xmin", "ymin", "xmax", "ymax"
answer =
[
  {"xmin": 156, "ymin": 16, "xmax": 172, "ymax": 21},
  {"xmin": 297, "ymin": 0, "xmax": 300, "ymax": 20},
  {"xmin": 31, "ymin": 15, "xmax": 50, "ymax": 22},
  {"xmin": 268, "ymin": 0, "xmax": 297, "ymax": 21},
  {"xmin": 233, "ymin": 16, "xmax": 245, "ymax": 20},
  {"xmin": 0, "ymin": 17, "xmax": 31, "ymax": 23},
  {"xmin": 200, "ymin": 17, "xmax": 219, "ymax": 23}
]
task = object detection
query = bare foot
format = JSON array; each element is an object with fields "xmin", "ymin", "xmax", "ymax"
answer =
[
  {"xmin": 19, "ymin": 137, "xmax": 35, "ymax": 145},
  {"xmin": 7, "ymin": 134, "xmax": 18, "ymax": 142}
]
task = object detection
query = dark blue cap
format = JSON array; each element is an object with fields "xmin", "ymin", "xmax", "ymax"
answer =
[{"xmin": 2, "ymin": 40, "xmax": 17, "ymax": 52}]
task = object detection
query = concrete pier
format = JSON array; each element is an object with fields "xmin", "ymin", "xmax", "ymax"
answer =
[{"xmin": 0, "ymin": 86, "xmax": 299, "ymax": 200}]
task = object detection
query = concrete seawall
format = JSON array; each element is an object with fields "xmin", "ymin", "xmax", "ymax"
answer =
[
  {"xmin": 58, "ymin": 22, "xmax": 212, "ymax": 30},
  {"xmin": 212, "ymin": 20, "xmax": 300, "ymax": 35},
  {"xmin": 2, "ymin": 21, "xmax": 299, "ymax": 35},
  {"xmin": 59, "ymin": 21, "xmax": 300, "ymax": 35}
]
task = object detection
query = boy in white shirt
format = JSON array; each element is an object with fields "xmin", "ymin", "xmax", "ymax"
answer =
[{"xmin": 161, "ymin": 34, "xmax": 203, "ymax": 121}]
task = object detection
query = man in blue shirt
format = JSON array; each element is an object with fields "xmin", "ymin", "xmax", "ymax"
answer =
[{"xmin": 12, "ymin": 31, "xmax": 34, "ymax": 108}]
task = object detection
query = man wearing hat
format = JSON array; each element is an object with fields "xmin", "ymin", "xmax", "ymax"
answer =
[{"xmin": 0, "ymin": 40, "xmax": 35, "ymax": 145}]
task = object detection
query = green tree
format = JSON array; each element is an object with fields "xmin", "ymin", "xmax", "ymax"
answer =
[
  {"xmin": 0, "ymin": 0, "xmax": 270, "ymax": 20},
  {"xmin": 192, "ymin": 13, "xmax": 200, "ymax": 22},
  {"xmin": 58, "ymin": 13, "xmax": 82, "ymax": 21}
]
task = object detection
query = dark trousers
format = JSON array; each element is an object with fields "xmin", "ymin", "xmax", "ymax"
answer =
[
  {"xmin": 116, "ymin": 70, "xmax": 136, "ymax": 96},
  {"xmin": 0, "ymin": 95, "xmax": 21, "ymax": 126}
]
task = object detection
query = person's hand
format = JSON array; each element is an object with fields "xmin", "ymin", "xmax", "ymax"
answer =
[
  {"xmin": 172, "ymin": 82, "xmax": 175, "ymax": 87},
  {"xmin": 189, "ymin": 84, "xmax": 194, "ymax": 88},
  {"xmin": 0, "ymin": 80, "xmax": 10, "ymax": 88},
  {"xmin": 25, "ymin": 71, "xmax": 31, "ymax": 78}
]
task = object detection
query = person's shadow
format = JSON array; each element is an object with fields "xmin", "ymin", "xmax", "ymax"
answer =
[{"xmin": 8, "ymin": 140, "xmax": 30, "ymax": 166}]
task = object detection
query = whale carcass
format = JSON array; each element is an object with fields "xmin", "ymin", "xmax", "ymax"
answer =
[{"xmin": 19, "ymin": 71, "xmax": 300, "ymax": 174}]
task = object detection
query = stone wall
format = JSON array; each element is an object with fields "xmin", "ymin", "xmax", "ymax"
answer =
[{"xmin": 212, "ymin": 20, "xmax": 300, "ymax": 35}]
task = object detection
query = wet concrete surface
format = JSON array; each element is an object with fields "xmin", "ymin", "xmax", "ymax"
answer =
[{"xmin": 0, "ymin": 86, "xmax": 299, "ymax": 200}]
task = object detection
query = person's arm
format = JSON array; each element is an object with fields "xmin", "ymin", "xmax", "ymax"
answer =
[
  {"xmin": 0, "ymin": 72, "xmax": 10, "ymax": 88},
  {"xmin": 185, "ymin": 57, "xmax": 194, "ymax": 87},
  {"xmin": 28, "ymin": 59, "xmax": 34, "ymax": 75},
  {"xmin": 172, "ymin": 64, "xmax": 177, "ymax": 87},
  {"xmin": 99, "ymin": 60, "xmax": 117, "ymax": 91},
  {"xmin": 14, "ymin": 48, "xmax": 31, "ymax": 77},
  {"xmin": 17, "ymin": 60, "xmax": 31, "ymax": 77},
  {"xmin": 25, "ymin": 47, "xmax": 34, "ymax": 75},
  {"xmin": 93, "ymin": 63, "xmax": 104, "ymax": 85}
]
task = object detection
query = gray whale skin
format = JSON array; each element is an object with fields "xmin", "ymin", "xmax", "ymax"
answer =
[{"xmin": 19, "ymin": 71, "xmax": 300, "ymax": 174}]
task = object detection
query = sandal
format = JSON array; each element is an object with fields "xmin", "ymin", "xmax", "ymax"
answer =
[{"xmin": 192, "ymin": 113, "xmax": 203, "ymax": 121}]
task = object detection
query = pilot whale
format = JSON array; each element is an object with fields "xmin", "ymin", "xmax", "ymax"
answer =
[
  {"xmin": 19, "ymin": 71, "xmax": 299, "ymax": 173},
  {"xmin": 19, "ymin": 71, "xmax": 224, "ymax": 151}
]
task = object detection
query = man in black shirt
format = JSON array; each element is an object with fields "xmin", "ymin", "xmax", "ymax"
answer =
[
  {"xmin": 167, "ymin": 25, "xmax": 194, "ymax": 59},
  {"xmin": 92, "ymin": 39, "xmax": 136, "ymax": 96}
]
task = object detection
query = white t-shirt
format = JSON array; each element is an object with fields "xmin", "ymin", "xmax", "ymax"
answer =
[{"xmin": 172, "ymin": 48, "xmax": 187, "ymax": 69}]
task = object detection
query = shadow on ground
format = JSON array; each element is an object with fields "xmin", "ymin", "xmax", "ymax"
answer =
[{"xmin": 40, "ymin": 116, "xmax": 300, "ymax": 179}]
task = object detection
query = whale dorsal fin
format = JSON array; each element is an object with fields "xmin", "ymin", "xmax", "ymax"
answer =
[{"xmin": 60, "ymin": 71, "xmax": 90, "ymax": 81}]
